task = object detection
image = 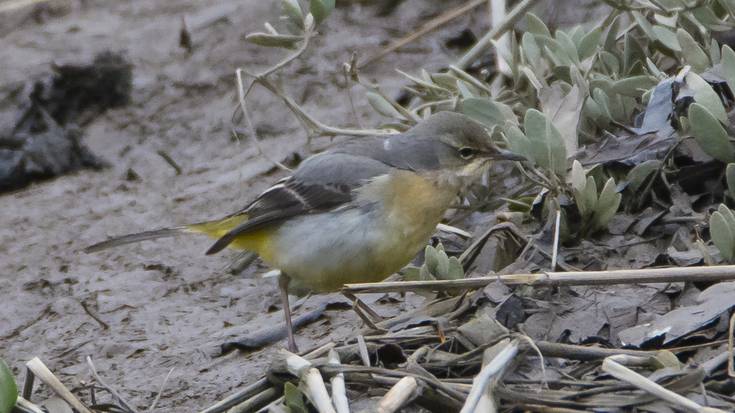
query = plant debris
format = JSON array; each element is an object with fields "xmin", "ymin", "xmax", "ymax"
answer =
[{"xmin": 0, "ymin": 51, "xmax": 131, "ymax": 193}]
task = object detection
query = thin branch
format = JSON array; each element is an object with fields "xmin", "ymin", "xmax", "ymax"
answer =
[{"xmin": 343, "ymin": 265, "xmax": 735, "ymax": 294}]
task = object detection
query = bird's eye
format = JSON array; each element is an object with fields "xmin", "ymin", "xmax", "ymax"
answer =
[{"xmin": 458, "ymin": 147, "xmax": 476, "ymax": 159}]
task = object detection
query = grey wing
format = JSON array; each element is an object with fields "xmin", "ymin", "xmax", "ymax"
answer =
[{"xmin": 205, "ymin": 152, "xmax": 392, "ymax": 254}]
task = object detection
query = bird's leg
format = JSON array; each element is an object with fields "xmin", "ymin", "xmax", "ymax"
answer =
[{"xmin": 278, "ymin": 272, "xmax": 298, "ymax": 353}]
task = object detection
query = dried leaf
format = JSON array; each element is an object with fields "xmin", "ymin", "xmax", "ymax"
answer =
[{"xmin": 539, "ymin": 83, "xmax": 582, "ymax": 156}]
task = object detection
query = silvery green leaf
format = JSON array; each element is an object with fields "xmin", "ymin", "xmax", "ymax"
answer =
[
  {"xmin": 419, "ymin": 264, "xmax": 435, "ymax": 281},
  {"xmin": 366, "ymin": 92, "xmax": 402, "ymax": 118},
  {"xmin": 424, "ymin": 245, "xmax": 439, "ymax": 273},
  {"xmin": 676, "ymin": 28, "xmax": 710, "ymax": 72},
  {"xmin": 710, "ymin": 39, "xmax": 721, "ymax": 64},
  {"xmin": 0, "ymin": 359, "xmax": 16, "ymax": 413},
  {"xmin": 504, "ymin": 125, "xmax": 532, "ymax": 161},
  {"xmin": 652, "ymin": 25, "xmax": 681, "ymax": 52},
  {"xmin": 710, "ymin": 211, "xmax": 735, "ymax": 261},
  {"xmin": 594, "ymin": 178, "xmax": 621, "ymax": 231},
  {"xmin": 592, "ymin": 88, "xmax": 613, "ymax": 121},
  {"xmin": 627, "ymin": 160, "xmax": 661, "ymax": 193},
  {"xmin": 245, "ymin": 32, "xmax": 302, "ymax": 48},
  {"xmin": 687, "ymin": 71, "xmax": 728, "ymax": 123},
  {"xmin": 645, "ymin": 58, "xmax": 664, "ymax": 78},
  {"xmin": 282, "ymin": 0, "xmax": 304, "ymax": 27},
  {"xmin": 284, "ymin": 382, "xmax": 307, "ymax": 413},
  {"xmin": 623, "ymin": 32, "xmax": 646, "ymax": 75},
  {"xmin": 435, "ymin": 248, "xmax": 450, "ymax": 278},
  {"xmin": 446, "ymin": 257, "xmax": 464, "ymax": 280},
  {"xmin": 727, "ymin": 163, "xmax": 735, "ymax": 198},
  {"xmin": 570, "ymin": 160, "xmax": 586, "ymax": 192},
  {"xmin": 310, "ymin": 0, "xmax": 334, "ymax": 25},
  {"xmin": 555, "ymin": 30, "xmax": 579, "ymax": 64},
  {"xmin": 612, "ymin": 75, "xmax": 656, "ymax": 97},
  {"xmin": 461, "ymin": 98, "xmax": 511, "ymax": 129},
  {"xmin": 524, "ymin": 109, "xmax": 567, "ymax": 176},
  {"xmin": 456, "ymin": 80, "xmax": 474, "ymax": 99},
  {"xmin": 522, "ymin": 32, "xmax": 541, "ymax": 67},
  {"xmin": 718, "ymin": 204, "xmax": 735, "ymax": 231},
  {"xmin": 520, "ymin": 66, "xmax": 544, "ymax": 91},
  {"xmin": 526, "ymin": 13, "xmax": 551, "ymax": 37},
  {"xmin": 632, "ymin": 11, "xmax": 656, "ymax": 40},
  {"xmin": 603, "ymin": 15, "xmax": 620, "ymax": 53},
  {"xmin": 688, "ymin": 103, "xmax": 735, "ymax": 163},
  {"xmin": 692, "ymin": 7, "xmax": 731, "ymax": 31},
  {"xmin": 599, "ymin": 51, "xmax": 620, "ymax": 74},
  {"xmin": 400, "ymin": 266, "xmax": 421, "ymax": 281},
  {"xmin": 720, "ymin": 45, "xmax": 735, "ymax": 99},
  {"xmin": 582, "ymin": 175, "xmax": 598, "ymax": 218},
  {"xmin": 578, "ymin": 26, "xmax": 603, "ymax": 61}
]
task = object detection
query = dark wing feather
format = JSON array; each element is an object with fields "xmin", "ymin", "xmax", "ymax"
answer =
[{"xmin": 205, "ymin": 152, "xmax": 392, "ymax": 254}]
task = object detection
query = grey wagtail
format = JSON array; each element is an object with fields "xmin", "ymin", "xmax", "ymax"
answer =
[{"xmin": 85, "ymin": 111, "xmax": 523, "ymax": 351}]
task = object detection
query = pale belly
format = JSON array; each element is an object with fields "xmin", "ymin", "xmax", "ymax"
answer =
[{"xmin": 266, "ymin": 206, "xmax": 441, "ymax": 294}]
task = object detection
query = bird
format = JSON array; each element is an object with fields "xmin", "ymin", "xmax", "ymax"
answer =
[{"xmin": 85, "ymin": 111, "xmax": 523, "ymax": 352}]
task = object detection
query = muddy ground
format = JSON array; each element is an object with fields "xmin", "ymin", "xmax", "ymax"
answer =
[{"xmin": 0, "ymin": 0, "xmax": 495, "ymax": 410}]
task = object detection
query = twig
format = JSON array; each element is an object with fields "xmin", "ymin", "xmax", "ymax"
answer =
[
  {"xmin": 227, "ymin": 388, "xmax": 279, "ymax": 413},
  {"xmin": 14, "ymin": 397, "xmax": 45, "ymax": 413},
  {"xmin": 360, "ymin": 0, "xmax": 486, "ymax": 68},
  {"xmin": 156, "ymin": 150, "xmax": 183, "ymax": 175},
  {"xmin": 357, "ymin": 335, "xmax": 371, "ymax": 367},
  {"xmin": 281, "ymin": 350, "xmax": 336, "ymax": 413},
  {"xmin": 475, "ymin": 338, "xmax": 511, "ymax": 413},
  {"xmin": 86, "ymin": 356, "xmax": 139, "ymax": 413},
  {"xmin": 26, "ymin": 357, "xmax": 94, "ymax": 413},
  {"xmin": 456, "ymin": 0, "xmax": 540, "ymax": 69},
  {"xmin": 22, "ymin": 366, "xmax": 34, "ymax": 399},
  {"xmin": 198, "ymin": 378, "xmax": 270, "ymax": 413},
  {"xmin": 602, "ymin": 355, "xmax": 727, "ymax": 413},
  {"xmin": 728, "ymin": 312, "xmax": 735, "ymax": 377},
  {"xmin": 343, "ymin": 265, "xmax": 735, "ymax": 294},
  {"xmin": 551, "ymin": 209, "xmax": 561, "ymax": 271},
  {"xmin": 80, "ymin": 300, "xmax": 110, "ymax": 330},
  {"xmin": 376, "ymin": 376, "xmax": 418, "ymax": 413},
  {"xmin": 328, "ymin": 350, "xmax": 350, "ymax": 413},
  {"xmin": 147, "ymin": 367, "xmax": 174, "ymax": 412},
  {"xmin": 460, "ymin": 339, "xmax": 519, "ymax": 413}
]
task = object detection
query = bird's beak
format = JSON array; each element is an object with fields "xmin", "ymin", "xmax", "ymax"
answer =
[{"xmin": 491, "ymin": 148, "xmax": 526, "ymax": 161}]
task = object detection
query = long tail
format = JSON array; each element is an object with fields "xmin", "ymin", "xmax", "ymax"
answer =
[{"xmin": 84, "ymin": 215, "xmax": 248, "ymax": 254}]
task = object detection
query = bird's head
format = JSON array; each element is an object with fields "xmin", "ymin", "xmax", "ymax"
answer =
[{"xmin": 384, "ymin": 111, "xmax": 524, "ymax": 186}]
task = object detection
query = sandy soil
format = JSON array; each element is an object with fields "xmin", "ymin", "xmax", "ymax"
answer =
[{"xmin": 0, "ymin": 0, "xmax": 489, "ymax": 410}]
